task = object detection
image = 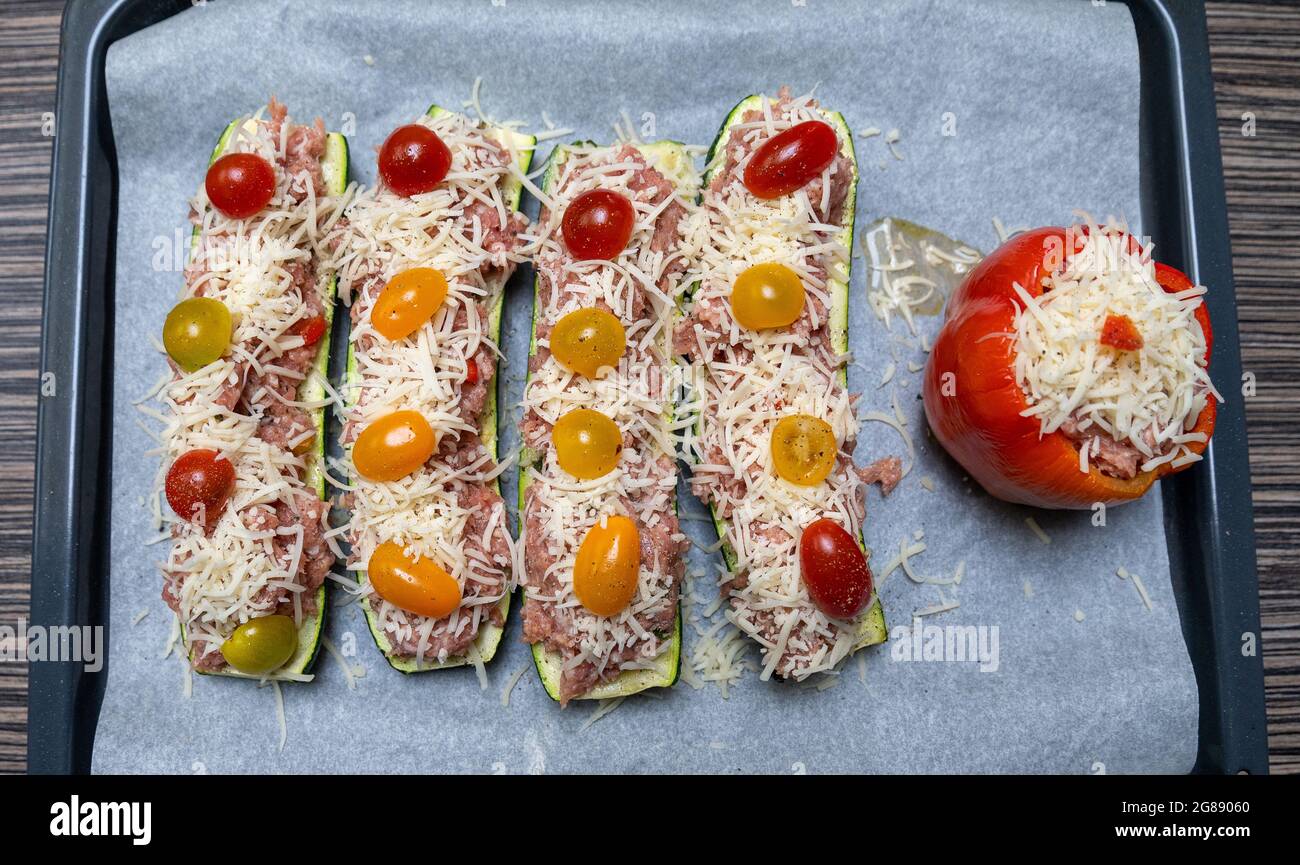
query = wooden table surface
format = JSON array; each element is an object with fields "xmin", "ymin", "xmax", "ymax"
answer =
[{"xmin": 0, "ymin": 0, "xmax": 1296, "ymax": 774}]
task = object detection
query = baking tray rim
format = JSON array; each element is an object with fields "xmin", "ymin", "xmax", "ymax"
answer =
[{"xmin": 26, "ymin": 0, "xmax": 1269, "ymax": 775}]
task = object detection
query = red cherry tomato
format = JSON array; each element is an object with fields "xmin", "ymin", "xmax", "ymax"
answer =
[
  {"xmin": 1100, "ymin": 313, "xmax": 1143, "ymax": 351},
  {"xmin": 464, "ymin": 357, "xmax": 479, "ymax": 386},
  {"xmin": 291, "ymin": 315, "xmax": 327, "ymax": 347},
  {"xmin": 561, "ymin": 189, "xmax": 636, "ymax": 261},
  {"xmin": 743, "ymin": 120, "xmax": 839, "ymax": 199},
  {"xmin": 205, "ymin": 153, "xmax": 277, "ymax": 219},
  {"xmin": 798, "ymin": 518, "xmax": 873, "ymax": 619},
  {"xmin": 378, "ymin": 124, "xmax": 451, "ymax": 197},
  {"xmin": 166, "ymin": 449, "xmax": 236, "ymax": 527}
]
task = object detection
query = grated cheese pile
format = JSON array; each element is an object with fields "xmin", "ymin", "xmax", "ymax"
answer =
[
  {"xmin": 149, "ymin": 104, "xmax": 344, "ymax": 675},
  {"xmin": 1013, "ymin": 217, "xmax": 1223, "ymax": 477},
  {"xmin": 677, "ymin": 90, "xmax": 879, "ymax": 681},
  {"xmin": 328, "ymin": 110, "xmax": 527, "ymax": 666},
  {"xmin": 519, "ymin": 142, "xmax": 698, "ymax": 702}
]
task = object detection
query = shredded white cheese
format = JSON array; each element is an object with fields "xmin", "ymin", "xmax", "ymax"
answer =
[{"xmin": 1012, "ymin": 217, "xmax": 1222, "ymax": 475}]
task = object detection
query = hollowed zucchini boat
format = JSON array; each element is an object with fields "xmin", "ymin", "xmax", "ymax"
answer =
[
  {"xmin": 347, "ymin": 104, "xmax": 534, "ymax": 673},
  {"xmin": 521, "ymin": 140, "xmax": 692, "ymax": 701},
  {"xmin": 689, "ymin": 95, "xmax": 887, "ymax": 661},
  {"xmin": 179, "ymin": 117, "xmax": 348, "ymax": 678}
]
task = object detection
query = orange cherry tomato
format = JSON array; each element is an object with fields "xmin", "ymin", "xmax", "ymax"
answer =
[
  {"xmin": 743, "ymin": 120, "xmax": 839, "ymax": 199},
  {"xmin": 730, "ymin": 262, "xmax": 806, "ymax": 330},
  {"xmin": 378, "ymin": 124, "xmax": 452, "ymax": 197},
  {"xmin": 368, "ymin": 541, "xmax": 462, "ymax": 619},
  {"xmin": 352, "ymin": 410, "xmax": 436, "ymax": 481},
  {"xmin": 799, "ymin": 518, "xmax": 873, "ymax": 619},
  {"xmin": 573, "ymin": 515, "xmax": 640, "ymax": 617},
  {"xmin": 553, "ymin": 409, "xmax": 623, "ymax": 479},
  {"xmin": 549, "ymin": 308, "xmax": 626, "ymax": 378},
  {"xmin": 205, "ymin": 152, "xmax": 276, "ymax": 219},
  {"xmin": 771, "ymin": 414, "xmax": 837, "ymax": 486},
  {"xmin": 561, "ymin": 189, "xmax": 636, "ymax": 260},
  {"xmin": 371, "ymin": 267, "xmax": 448, "ymax": 341}
]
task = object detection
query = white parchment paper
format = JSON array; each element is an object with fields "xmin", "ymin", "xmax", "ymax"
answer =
[{"xmin": 95, "ymin": 0, "xmax": 1198, "ymax": 774}]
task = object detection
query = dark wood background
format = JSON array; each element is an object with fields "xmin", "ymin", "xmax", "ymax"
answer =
[{"xmin": 0, "ymin": 0, "xmax": 1295, "ymax": 773}]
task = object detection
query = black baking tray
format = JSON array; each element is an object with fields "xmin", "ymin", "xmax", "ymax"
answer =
[{"xmin": 28, "ymin": 0, "xmax": 1268, "ymax": 774}]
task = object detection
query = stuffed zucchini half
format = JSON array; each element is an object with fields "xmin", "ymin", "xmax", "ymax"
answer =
[
  {"xmin": 676, "ymin": 90, "xmax": 888, "ymax": 682},
  {"xmin": 333, "ymin": 104, "xmax": 533, "ymax": 673},
  {"xmin": 158, "ymin": 103, "xmax": 348, "ymax": 679},
  {"xmin": 518, "ymin": 140, "xmax": 697, "ymax": 704}
]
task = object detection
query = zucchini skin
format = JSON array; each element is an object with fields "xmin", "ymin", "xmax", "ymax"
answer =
[
  {"xmin": 186, "ymin": 118, "xmax": 350, "ymax": 679},
  {"xmin": 688, "ymin": 95, "xmax": 887, "ymax": 666},
  {"xmin": 350, "ymin": 105, "xmax": 533, "ymax": 673},
  {"xmin": 521, "ymin": 141, "xmax": 689, "ymax": 702}
]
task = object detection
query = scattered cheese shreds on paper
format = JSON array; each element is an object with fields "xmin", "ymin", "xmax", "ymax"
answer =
[
  {"xmin": 500, "ymin": 665, "xmax": 528, "ymax": 708},
  {"xmin": 1025, "ymin": 517, "xmax": 1051, "ymax": 545},
  {"xmin": 580, "ymin": 697, "xmax": 626, "ymax": 731},
  {"xmin": 1116, "ymin": 566, "xmax": 1153, "ymax": 610}
]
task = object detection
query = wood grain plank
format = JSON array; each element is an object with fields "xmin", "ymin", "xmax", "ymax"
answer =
[
  {"xmin": 0, "ymin": 0, "xmax": 62, "ymax": 775},
  {"xmin": 0, "ymin": 0, "xmax": 1294, "ymax": 775},
  {"xmin": 1206, "ymin": 0, "xmax": 1300, "ymax": 775}
]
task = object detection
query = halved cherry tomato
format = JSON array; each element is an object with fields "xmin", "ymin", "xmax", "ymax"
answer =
[
  {"xmin": 378, "ymin": 124, "xmax": 452, "ymax": 197},
  {"xmin": 464, "ymin": 357, "xmax": 479, "ymax": 386},
  {"xmin": 553, "ymin": 409, "xmax": 623, "ymax": 479},
  {"xmin": 166, "ymin": 448, "xmax": 235, "ymax": 526},
  {"xmin": 771, "ymin": 414, "xmax": 837, "ymax": 485},
  {"xmin": 1100, "ymin": 313, "xmax": 1143, "ymax": 351},
  {"xmin": 220, "ymin": 615, "xmax": 297, "ymax": 675},
  {"xmin": 371, "ymin": 267, "xmax": 448, "ymax": 340},
  {"xmin": 205, "ymin": 152, "xmax": 276, "ymax": 219},
  {"xmin": 573, "ymin": 515, "xmax": 641, "ymax": 617},
  {"xmin": 291, "ymin": 314, "xmax": 327, "ymax": 348},
  {"xmin": 550, "ymin": 308, "xmax": 626, "ymax": 378},
  {"xmin": 163, "ymin": 297, "xmax": 232, "ymax": 373},
  {"xmin": 730, "ymin": 262, "xmax": 806, "ymax": 330},
  {"xmin": 352, "ymin": 410, "xmax": 436, "ymax": 481},
  {"xmin": 743, "ymin": 120, "xmax": 839, "ymax": 199},
  {"xmin": 799, "ymin": 518, "xmax": 873, "ymax": 620},
  {"xmin": 561, "ymin": 189, "xmax": 636, "ymax": 261},
  {"xmin": 367, "ymin": 541, "xmax": 462, "ymax": 619}
]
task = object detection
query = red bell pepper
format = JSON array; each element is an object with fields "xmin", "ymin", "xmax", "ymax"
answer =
[{"xmin": 921, "ymin": 226, "xmax": 1216, "ymax": 509}]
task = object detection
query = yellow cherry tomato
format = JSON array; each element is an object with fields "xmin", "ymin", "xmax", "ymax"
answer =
[
  {"xmin": 553, "ymin": 409, "xmax": 623, "ymax": 479},
  {"xmin": 771, "ymin": 414, "xmax": 837, "ymax": 486},
  {"xmin": 730, "ymin": 262, "xmax": 806, "ymax": 330},
  {"xmin": 573, "ymin": 515, "xmax": 641, "ymax": 617},
  {"xmin": 220, "ymin": 615, "xmax": 297, "ymax": 675},
  {"xmin": 352, "ymin": 410, "xmax": 436, "ymax": 481},
  {"xmin": 550, "ymin": 308, "xmax": 626, "ymax": 378},
  {"xmin": 367, "ymin": 541, "xmax": 462, "ymax": 619},
  {"xmin": 163, "ymin": 297, "xmax": 232, "ymax": 372},
  {"xmin": 371, "ymin": 267, "xmax": 448, "ymax": 341}
]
